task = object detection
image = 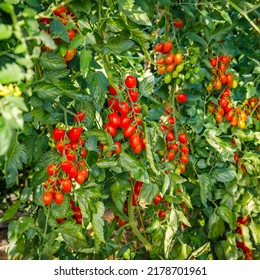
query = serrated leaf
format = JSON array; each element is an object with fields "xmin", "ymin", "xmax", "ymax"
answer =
[
  {"xmin": 96, "ymin": 159, "xmax": 117, "ymax": 168},
  {"xmin": 43, "ymin": 68, "xmax": 70, "ymax": 79},
  {"xmin": 75, "ymin": 101, "xmax": 95, "ymax": 129},
  {"xmin": 139, "ymin": 182, "xmax": 159, "ymax": 204},
  {"xmin": 106, "ymin": 18, "xmax": 126, "ymax": 32},
  {"xmin": 39, "ymin": 52, "xmax": 67, "ymax": 70},
  {"xmin": 217, "ymin": 205, "xmax": 235, "ymax": 228},
  {"xmin": 80, "ymin": 49, "xmax": 92, "ymax": 76},
  {"xmin": 186, "ymin": 32, "xmax": 207, "ymax": 47},
  {"xmin": 85, "ymin": 129, "xmax": 113, "ymax": 146},
  {"xmin": 198, "ymin": 174, "xmax": 213, "ymax": 207},
  {"xmin": 111, "ymin": 180, "xmax": 130, "ymax": 212},
  {"xmin": 56, "ymin": 221, "xmax": 89, "ymax": 251},
  {"xmin": 208, "ymin": 212, "xmax": 225, "ymax": 238},
  {"xmin": 220, "ymin": 11, "xmax": 232, "ymax": 25},
  {"xmin": 92, "ymin": 201, "xmax": 105, "ymax": 243},
  {"xmin": 164, "ymin": 209, "xmax": 178, "ymax": 258},
  {"xmin": 21, "ymin": 187, "xmax": 32, "ymax": 203},
  {"xmin": 38, "ymin": 30, "xmax": 57, "ymax": 51},
  {"xmin": 86, "ymin": 71, "xmax": 108, "ymax": 112},
  {"xmin": 4, "ymin": 139, "xmax": 27, "ymax": 188},
  {"xmin": 211, "ymin": 167, "xmax": 236, "ymax": 183},
  {"xmin": 0, "ymin": 63, "xmax": 24, "ymax": 84},
  {"xmin": 50, "ymin": 17, "xmax": 69, "ymax": 43},
  {"xmin": 0, "ymin": 200, "xmax": 21, "ymax": 223},
  {"xmin": 139, "ymin": 75, "xmax": 154, "ymax": 96},
  {"xmin": 106, "ymin": 37, "xmax": 134, "ymax": 54},
  {"xmin": 118, "ymin": 152, "xmax": 149, "ymax": 183},
  {"xmin": 50, "ymin": 195, "xmax": 71, "ymax": 219}
]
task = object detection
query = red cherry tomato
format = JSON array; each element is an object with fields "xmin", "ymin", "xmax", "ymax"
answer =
[
  {"xmin": 42, "ymin": 192, "xmax": 53, "ymax": 205},
  {"xmin": 125, "ymin": 76, "xmax": 137, "ymax": 88},
  {"xmin": 53, "ymin": 192, "xmax": 64, "ymax": 205}
]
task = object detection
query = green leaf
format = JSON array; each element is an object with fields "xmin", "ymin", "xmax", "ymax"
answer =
[
  {"xmin": 0, "ymin": 117, "xmax": 12, "ymax": 156},
  {"xmin": 86, "ymin": 71, "xmax": 108, "ymax": 112},
  {"xmin": 217, "ymin": 205, "xmax": 235, "ymax": 228},
  {"xmin": 96, "ymin": 159, "xmax": 117, "ymax": 168},
  {"xmin": 106, "ymin": 37, "xmax": 134, "ymax": 54},
  {"xmin": 56, "ymin": 221, "xmax": 90, "ymax": 251},
  {"xmin": 111, "ymin": 179, "xmax": 130, "ymax": 213},
  {"xmin": 119, "ymin": 0, "xmax": 151, "ymax": 26},
  {"xmin": 211, "ymin": 167, "xmax": 236, "ymax": 183},
  {"xmin": 106, "ymin": 18, "xmax": 126, "ymax": 32},
  {"xmin": 0, "ymin": 23, "xmax": 12, "ymax": 40},
  {"xmin": 0, "ymin": 63, "xmax": 24, "ymax": 84},
  {"xmin": 50, "ymin": 195, "xmax": 71, "ymax": 219},
  {"xmin": 39, "ymin": 52, "xmax": 67, "ymax": 70},
  {"xmin": 186, "ymin": 32, "xmax": 207, "ymax": 47},
  {"xmin": 85, "ymin": 129, "xmax": 113, "ymax": 146},
  {"xmin": 38, "ymin": 31, "xmax": 57, "ymax": 50},
  {"xmin": 21, "ymin": 187, "xmax": 32, "ymax": 203},
  {"xmin": 208, "ymin": 212, "xmax": 225, "ymax": 238},
  {"xmin": 139, "ymin": 182, "xmax": 159, "ymax": 204},
  {"xmin": 4, "ymin": 139, "xmax": 27, "ymax": 188},
  {"xmin": 139, "ymin": 74, "xmax": 154, "ymax": 96},
  {"xmin": 92, "ymin": 201, "xmax": 105, "ymax": 243},
  {"xmin": 164, "ymin": 209, "xmax": 178, "ymax": 258},
  {"xmin": 118, "ymin": 152, "xmax": 149, "ymax": 183},
  {"xmin": 75, "ymin": 101, "xmax": 95, "ymax": 129},
  {"xmin": 188, "ymin": 242, "xmax": 211, "ymax": 260},
  {"xmin": 198, "ymin": 174, "xmax": 213, "ymax": 207},
  {"xmin": 80, "ymin": 49, "xmax": 92, "ymax": 77},
  {"xmin": 43, "ymin": 68, "xmax": 70, "ymax": 79},
  {"xmin": 220, "ymin": 11, "xmax": 232, "ymax": 25},
  {"xmin": 50, "ymin": 17, "xmax": 69, "ymax": 43},
  {"xmin": 0, "ymin": 200, "xmax": 21, "ymax": 223}
]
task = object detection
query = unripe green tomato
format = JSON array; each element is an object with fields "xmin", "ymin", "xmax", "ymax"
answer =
[
  {"xmin": 185, "ymin": 72, "xmax": 191, "ymax": 80},
  {"xmin": 232, "ymin": 79, "xmax": 238, "ymax": 89},
  {"xmin": 194, "ymin": 65, "xmax": 200, "ymax": 73},
  {"xmin": 175, "ymin": 167, "xmax": 181, "ymax": 175},
  {"xmin": 164, "ymin": 73, "xmax": 172, "ymax": 84},
  {"xmin": 184, "ymin": 65, "xmax": 189, "ymax": 71},
  {"xmin": 158, "ymin": 150, "xmax": 165, "ymax": 156},
  {"xmin": 190, "ymin": 56, "xmax": 197, "ymax": 64},
  {"xmin": 172, "ymin": 70, "xmax": 179, "ymax": 78},
  {"xmin": 176, "ymin": 62, "xmax": 184, "ymax": 73},
  {"xmin": 58, "ymin": 45, "xmax": 67, "ymax": 57},
  {"xmin": 190, "ymin": 76, "xmax": 195, "ymax": 84},
  {"xmin": 175, "ymin": 77, "xmax": 182, "ymax": 85}
]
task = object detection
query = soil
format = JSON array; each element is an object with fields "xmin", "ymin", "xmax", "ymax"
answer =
[{"xmin": 0, "ymin": 227, "xmax": 8, "ymax": 260}]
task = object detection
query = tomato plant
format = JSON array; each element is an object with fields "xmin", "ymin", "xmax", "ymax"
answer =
[{"xmin": 0, "ymin": 0, "xmax": 259, "ymax": 261}]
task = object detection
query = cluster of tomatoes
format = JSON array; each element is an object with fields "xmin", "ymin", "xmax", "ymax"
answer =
[
  {"xmin": 114, "ymin": 181, "xmax": 143, "ymax": 226},
  {"xmin": 42, "ymin": 112, "xmax": 88, "ymax": 206},
  {"xmin": 105, "ymin": 75, "xmax": 146, "ymax": 154},
  {"xmin": 39, "ymin": 5, "xmax": 77, "ymax": 62},
  {"xmin": 154, "ymin": 41, "xmax": 184, "ymax": 84},
  {"xmin": 235, "ymin": 216, "xmax": 254, "ymax": 260},
  {"xmin": 207, "ymin": 88, "xmax": 248, "ymax": 129},
  {"xmin": 56, "ymin": 199, "xmax": 82, "ymax": 225},
  {"xmin": 160, "ymin": 105, "xmax": 189, "ymax": 174},
  {"xmin": 207, "ymin": 55, "xmax": 236, "ymax": 91}
]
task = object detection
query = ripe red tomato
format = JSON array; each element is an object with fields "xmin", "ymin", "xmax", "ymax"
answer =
[
  {"xmin": 73, "ymin": 206, "xmax": 82, "ymax": 219},
  {"xmin": 181, "ymin": 145, "xmax": 189, "ymax": 154},
  {"xmin": 168, "ymin": 142, "xmax": 179, "ymax": 152},
  {"xmin": 214, "ymin": 80, "xmax": 222, "ymax": 90},
  {"xmin": 179, "ymin": 163, "xmax": 186, "ymax": 173},
  {"xmin": 113, "ymin": 141, "xmax": 121, "ymax": 154},
  {"xmin": 156, "ymin": 57, "xmax": 165, "ymax": 65},
  {"xmin": 125, "ymin": 75, "xmax": 137, "ymax": 88},
  {"xmin": 117, "ymin": 218, "xmax": 127, "ymax": 227},
  {"xmin": 60, "ymin": 160, "xmax": 73, "ymax": 173},
  {"xmin": 167, "ymin": 151, "xmax": 175, "ymax": 161},
  {"xmin": 224, "ymin": 103, "xmax": 233, "ymax": 113},
  {"xmin": 53, "ymin": 128, "xmax": 65, "ymax": 141},
  {"xmin": 66, "ymin": 150, "xmax": 76, "ymax": 161},
  {"xmin": 81, "ymin": 169, "xmax": 89, "ymax": 180},
  {"xmin": 168, "ymin": 116, "xmax": 175, "ymax": 125},
  {"xmin": 164, "ymin": 104, "xmax": 173, "ymax": 114},
  {"xmin": 123, "ymin": 124, "xmax": 136, "ymax": 138},
  {"xmin": 118, "ymin": 101, "xmax": 130, "ymax": 115},
  {"xmin": 53, "ymin": 192, "xmax": 64, "ymax": 205},
  {"xmin": 105, "ymin": 123, "xmax": 117, "ymax": 137},
  {"xmin": 178, "ymin": 133, "xmax": 187, "ymax": 144},
  {"xmin": 165, "ymin": 54, "xmax": 174, "ymax": 65},
  {"xmin": 81, "ymin": 148, "xmax": 87, "ymax": 158},
  {"xmin": 47, "ymin": 163, "xmax": 59, "ymax": 175},
  {"xmin": 68, "ymin": 127, "xmax": 83, "ymax": 142},
  {"xmin": 154, "ymin": 194, "xmax": 162, "ymax": 205},
  {"xmin": 219, "ymin": 97, "xmax": 228, "ymax": 108},
  {"xmin": 234, "ymin": 153, "xmax": 240, "ymax": 165},
  {"xmin": 219, "ymin": 73, "xmax": 227, "ymax": 84},
  {"xmin": 225, "ymin": 111, "xmax": 234, "ymax": 121},
  {"xmin": 218, "ymin": 63, "xmax": 226, "ymax": 73},
  {"xmin": 132, "ymin": 142, "xmax": 143, "ymax": 154},
  {"xmin": 180, "ymin": 154, "xmax": 189, "ymax": 164},
  {"xmin": 154, "ymin": 42, "xmax": 164, "ymax": 53},
  {"xmin": 53, "ymin": 5, "xmax": 67, "ymax": 16},
  {"xmin": 39, "ymin": 17, "xmax": 50, "ymax": 24},
  {"xmin": 158, "ymin": 210, "xmax": 166, "ymax": 219},
  {"xmin": 141, "ymin": 137, "xmax": 146, "ymax": 149},
  {"xmin": 166, "ymin": 131, "xmax": 175, "ymax": 141},
  {"xmin": 75, "ymin": 171, "xmax": 86, "ymax": 184},
  {"xmin": 230, "ymin": 116, "xmax": 238, "ymax": 126},
  {"xmin": 133, "ymin": 104, "xmax": 141, "ymax": 114},
  {"xmin": 130, "ymin": 134, "xmax": 141, "ymax": 148},
  {"xmin": 68, "ymin": 29, "xmax": 77, "ymax": 40},
  {"xmin": 128, "ymin": 90, "xmax": 139, "ymax": 103},
  {"xmin": 42, "ymin": 192, "xmax": 53, "ymax": 205},
  {"xmin": 163, "ymin": 41, "xmax": 173, "ymax": 53},
  {"xmin": 237, "ymin": 216, "xmax": 250, "ymax": 225},
  {"xmin": 61, "ymin": 178, "xmax": 72, "ymax": 193},
  {"xmin": 108, "ymin": 97, "xmax": 119, "ymax": 111},
  {"xmin": 210, "ymin": 57, "xmax": 217, "ymax": 67},
  {"xmin": 135, "ymin": 117, "xmax": 142, "ymax": 126},
  {"xmin": 109, "ymin": 85, "xmax": 121, "ymax": 95},
  {"xmin": 174, "ymin": 53, "xmax": 183, "ymax": 65},
  {"xmin": 108, "ymin": 112, "xmax": 121, "ymax": 127},
  {"xmin": 177, "ymin": 93, "xmax": 187, "ymax": 103},
  {"xmin": 134, "ymin": 181, "xmax": 143, "ymax": 196},
  {"xmin": 173, "ymin": 19, "xmax": 183, "ymax": 28},
  {"xmin": 74, "ymin": 111, "xmax": 85, "ymax": 122},
  {"xmin": 56, "ymin": 141, "xmax": 65, "ymax": 154},
  {"xmin": 226, "ymin": 73, "xmax": 233, "ymax": 87},
  {"xmin": 64, "ymin": 48, "xmax": 76, "ymax": 62},
  {"xmin": 68, "ymin": 165, "xmax": 77, "ymax": 178},
  {"xmin": 119, "ymin": 115, "xmax": 131, "ymax": 129},
  {"xmin": 157, "ymin": 65, "xmax": 166, "ymax": 75},
  {"xmin": 166, "ymin": 64, "xmax": 175, "ymax": 73}
]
